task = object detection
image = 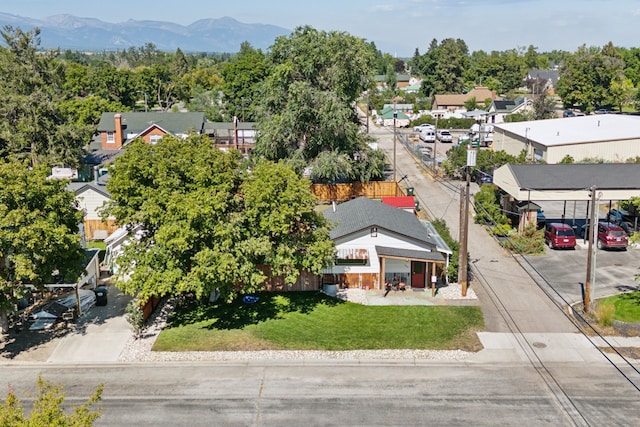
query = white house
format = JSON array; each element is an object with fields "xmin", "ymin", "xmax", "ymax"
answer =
[
  {"xmin": 67, "ymin": 175, "xmax": 118, "ymax": 241},
  {"xmin": 321, "ymin": 197, "xmax": 451, "ymax": 290}
]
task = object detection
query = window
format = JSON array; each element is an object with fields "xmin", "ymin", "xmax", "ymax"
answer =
[
  {"xmin": 150, "ymin": 135, "xmax": 163, "ymax": 145},
  {"xmin": 371, "ymin": 227, "xmax": 378, "ymax": 237},
  {"xmin": 106, "ymin": 131, "xmax": 115, "ymax": 144}
]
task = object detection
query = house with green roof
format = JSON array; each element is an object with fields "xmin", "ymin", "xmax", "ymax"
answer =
[
  {"xmin": 322, "ymin": 197, "xmax": 451, "ymax": 291},
  {"xmin": 96, "ymin": 111, "xmax": 206, "ymax": 150}
]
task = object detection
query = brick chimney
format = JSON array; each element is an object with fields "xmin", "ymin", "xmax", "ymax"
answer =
[{"xmin": 114, "ymin": 113, "xmax": 124, "ymax": 149}]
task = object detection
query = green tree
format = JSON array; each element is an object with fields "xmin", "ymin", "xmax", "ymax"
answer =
[
  {"xmin": 464, "ymin": 96, "xmax": 478, "ymax": 111},
  {"xmin": 532, "ymin": 91, "xmax": 558, "ymax": 120},
  {"xmin": 220, "ymin": 42, "xmax": 268, "ymax": 121},
  {"xmin": 556, "ymin": 43, "xmax": 625, "ymax": 112},
  {"xmin": 254, "ymin": 26, "xmax": 375, "ymax": 177},
  {"xmin": 0, "ymin": 26, "xmax": 90, "ymax": 166},
  {"xmin": 0, "ymin": 376, "xmax": 103, "ymax": 425},
  {"xmin": 419, "ymin": 38, "xmax": 469, "ymax": 95},
  {"xmin": 310, "ymin": 150, "xmax": 352, "ymax": 183},
  {"xmin": 0, "ymin": 161, "xmax": 85, "ymax": 334},
  {"xmin": 105, "ymin": 136, "xmax": 334, "ymax": 302}
]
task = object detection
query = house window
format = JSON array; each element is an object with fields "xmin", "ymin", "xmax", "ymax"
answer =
[
  {"xmin": 106, "ymin": 131, "xmax": 115, "ymax": 144},
  {"xmin": 150, "ymin": 135, "xmax": 163, "ymax": 145},
  {"xmin": 371, "ymin": 227, "xmax": 378, "ymax": 237}
]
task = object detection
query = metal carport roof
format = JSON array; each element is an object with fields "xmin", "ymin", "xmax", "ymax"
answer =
[{"xmin": 493, "ymin": 163, "xmax": 640, "ymax": 201}]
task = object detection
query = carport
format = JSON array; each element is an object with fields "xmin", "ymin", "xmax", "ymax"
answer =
[{"xmin": 493, "ymin": 163, "xmax": 640, "ymax": 226}]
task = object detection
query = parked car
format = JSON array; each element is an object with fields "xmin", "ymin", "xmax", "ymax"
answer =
[
  {"xmin": 544, "ymin": 223, "xmax": 577, "ymax": 249},
  {"xmin": 436, "ymin": 130, "xmax": 453, "ymax": 143},
  {"xmin": 457, "ymin": 132, "xmax": 480, "ymax": 147},
  {"xmin": 419, "ymin": 129, "xmax": 436, "ymax": 142},
  {"xmin": 608, "ymin": 208, "xmax": 632, "ymax": 223},
  {"xmin": 413, "ymin": 123, "xmax": 434, "ymax": 132},
  {"xmin": 580, "ymin": 221, "xmax": 628, "ymax": 250},
  {"xmin": 472, "ymin": 169, "xmax": 493, "ymax": 184},
  {"xmin": 594, "ymin": 109, "xmax": 610, "ymax": 114}
]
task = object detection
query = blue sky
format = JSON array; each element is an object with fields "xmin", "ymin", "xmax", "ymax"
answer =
[{"xmin": 1, "ymin": 0, "xmax": 639, "ymax": 56}]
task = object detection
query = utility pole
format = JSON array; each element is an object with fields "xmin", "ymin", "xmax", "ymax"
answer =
[
  {"xmin": 584, "ymin": 185, "xmax": 599, "ymax": 313},
  {"xmin": 433, "ymin": 114, "xmax": 439, "ymax": 172},
  {"xmin": 459, "ymin": 145, "xmax": 476, "ymax": 297}
]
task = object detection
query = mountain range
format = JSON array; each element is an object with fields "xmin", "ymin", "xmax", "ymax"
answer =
[{"xmin": 0, "ymin": 13, "xmax": 291, "ymax": 53}]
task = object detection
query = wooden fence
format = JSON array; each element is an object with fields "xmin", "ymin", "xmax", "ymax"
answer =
[{"xmin": 311, "ymin": 181, "xmax": 401, "ymax": 202}]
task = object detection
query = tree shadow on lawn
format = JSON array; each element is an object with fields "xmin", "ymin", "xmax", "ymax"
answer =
[{"xmin": 167, "ymin": 291, "xmax": 345, "ymax": 331}]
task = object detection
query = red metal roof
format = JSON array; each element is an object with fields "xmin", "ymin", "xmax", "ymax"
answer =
[{"xmin": 381, "ymin": 196, "xmax": 415, "ymax": 209}]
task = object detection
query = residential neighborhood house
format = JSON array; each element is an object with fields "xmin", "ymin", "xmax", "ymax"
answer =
[
  {"xmin": 524, "ymin": 68, "xmax": 560, "ymax": 95},
  {"xmin": 95, "ymin": 111, "xmax": 207, "ymax": 150},
  {"xmin": 432, "ymin": 86, "xmax": 500, "ymax": 111},
  {"xmin": 487, "ymin": 98, "xmax": 534, "ymax": 123},
  {"xmin": 321, "ymin": 197, "xmax": 452, "ymax": 291}
]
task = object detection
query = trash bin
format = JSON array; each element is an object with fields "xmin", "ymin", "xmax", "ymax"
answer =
[
  {"xmin": 407, "ymin": 187, "xmax": 415, "ymax": 196},
  {"xmin": 94, "ymin": 286, "xmax": 108, "ymax": 306}
]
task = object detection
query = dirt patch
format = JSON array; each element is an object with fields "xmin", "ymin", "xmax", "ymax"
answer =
[{"xmin": 0, "ymin": 322, "xmax": 69, "ymax": 362}]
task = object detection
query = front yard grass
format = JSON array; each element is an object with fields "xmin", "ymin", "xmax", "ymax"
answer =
[
  {"xmin": 598, "ymin": 291, "xmax": 640, "ymax": 323},
  {"xmin": 152, "ymin": 291, "xmax": 484, "ymax": 352}
]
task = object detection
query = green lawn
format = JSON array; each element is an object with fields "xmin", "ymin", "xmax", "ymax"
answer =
[
  {"xmin": 152, "ymin": 292, "xmax": 484, "ymax": 352},
  {"xmin": 599, "ymin": 291, "xmax": 640, "ymax": 323}
]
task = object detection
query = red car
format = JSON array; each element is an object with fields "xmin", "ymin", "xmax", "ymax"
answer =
[
  {"xmin": 596, "ymin": 222, "xmax": 628, "ymax": 250},
  {"xmin": 544, "ymin": 223, "xmax": 576, "ymax": 249}
]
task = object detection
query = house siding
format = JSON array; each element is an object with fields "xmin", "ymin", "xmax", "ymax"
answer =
[
  {"xmin": 76, "ymin": 188, "xmax": 118, "ymax": 240},
  {"xmin": 323, "ymin": 228, "xmax": 436, "ymax": 290}
]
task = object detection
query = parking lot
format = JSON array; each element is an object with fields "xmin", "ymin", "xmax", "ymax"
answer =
[{"xmin": 514, "ymin": 200, "xmax": 638, "ymax": 305}]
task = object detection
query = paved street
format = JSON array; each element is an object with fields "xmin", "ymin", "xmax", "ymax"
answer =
[
  {"xmin": 3, "ymin": 361, "xmax": 640, "ymax": 427},
  {"xmin": 0, "ymin": 121, "xmax": 638, "ymax": 426}
]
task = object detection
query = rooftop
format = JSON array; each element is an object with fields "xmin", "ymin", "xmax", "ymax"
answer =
[{"xmin": 494, "ymin": 114, "xmax": 640, "ymax": 147}]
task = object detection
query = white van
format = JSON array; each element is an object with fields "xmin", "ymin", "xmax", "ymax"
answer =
[{"xmin": 419, "ymin": 129, "xmax": 436, "ymax": 142}]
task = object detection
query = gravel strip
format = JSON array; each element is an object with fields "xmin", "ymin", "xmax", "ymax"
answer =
[{"xmin": 118, "ymin": 286, "xmax": 476, "ymax": 363}]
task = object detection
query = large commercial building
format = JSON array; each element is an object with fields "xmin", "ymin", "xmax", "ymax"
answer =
[{"xmin": 492, "ymin": 114, "xmax": 640, "ymax": 163}]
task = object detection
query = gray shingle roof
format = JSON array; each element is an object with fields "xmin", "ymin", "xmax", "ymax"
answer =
[
  {"xmin": 506, "ymin": 164, "xmax": 640, "ymax": 191},
  {"xmin": 322, "ymin": 197, "xmax": 436, "ymax": 245},
  {"xmin": 97, "ymin": 112, "xmax": 206, "ymax": 135}
]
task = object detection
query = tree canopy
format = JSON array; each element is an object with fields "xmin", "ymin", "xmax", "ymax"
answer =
[
  {"xmin": 0, "ymin": 26, "xmax": 93, "ymax": 167},
  {"xmin": 556, "ymin": 43, "xmax": 626, "ymax": 113},
  {"xmin": 105, "ymin": 136, "xmax": 335, "ymax": 302},
  {"xmin": 252, "ymin": 26, "xmax": 377, "ymax": 182},
  {"xmin": 0, "ymin": 161, "xmax": 85, "ymax": 334}
]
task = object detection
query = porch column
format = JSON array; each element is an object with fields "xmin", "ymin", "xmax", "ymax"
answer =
[{"xmin": 379, "ymin": 257, "xmax": 386, "ymax": 290}]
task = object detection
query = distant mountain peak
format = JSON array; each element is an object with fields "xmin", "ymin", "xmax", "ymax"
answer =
[{"xmin": 0, "ymin": 12, "xmax": 291, "ymax": 53}]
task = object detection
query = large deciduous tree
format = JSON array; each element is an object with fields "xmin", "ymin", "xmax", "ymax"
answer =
[
  {"xmin": 556, "ymin": 43, "xmax": 626, "ymax": 112},
  {"xmin": 253, "ymin": 26, "xmax": 375, "ymax": 170},
  {"xmin": 418, "ymin": 38, "xmax": 469, "ymax": 96},
  {"xmin": 0, "ymin": 26, "xmax": 91, "ymax": 167},
  {"xmin": 0, "ymin": 161, "xmax": 85, "ymax": 335},
  {"xmin": 105, "ymin": 136, "xmax": 334, "ymax": 302},
  {"xmin": 220, "ymin": 42, "xmax": 268, "ymax": 121}
]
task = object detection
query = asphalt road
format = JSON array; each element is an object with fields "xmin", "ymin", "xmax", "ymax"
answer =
[
  {"xmin": 3, "ymin": 362, "xmax": 639, "ymax": 426},
  {"xmin": 1, "ymin": 121, "xmax": 639, "ymax": 426}
]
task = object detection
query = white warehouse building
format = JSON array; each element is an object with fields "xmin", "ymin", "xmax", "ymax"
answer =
[{"xmin": 491, "ymin": 114, "xmax": 640, "ymax": 164}]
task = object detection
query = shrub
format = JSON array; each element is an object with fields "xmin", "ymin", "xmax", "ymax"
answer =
[
  {"xmin": 595, "ymin": 302, "xmax": 615, "ymax": 327},
  {"xmin": 502, "ymin": 225, "xmax": 545, "ymax": 255},
  {"xmin": 431, "ymin": 218, "xmax": 460, "ymax": 283}
]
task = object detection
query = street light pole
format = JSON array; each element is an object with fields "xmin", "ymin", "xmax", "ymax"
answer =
[
  {"xmin": 393, "ymin": 109, "xmax": 398, "ymax": 193},
  {"xmin": 584, "ymin": 185, "xmax": 599, "ymax": 313}
]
